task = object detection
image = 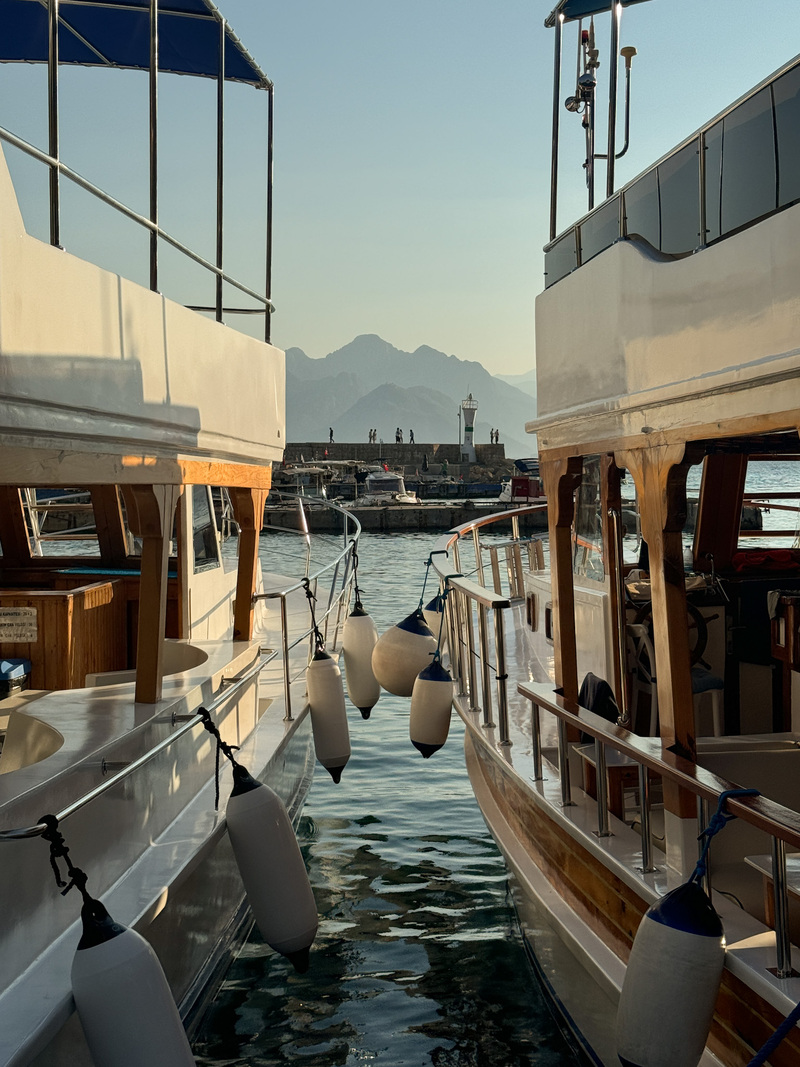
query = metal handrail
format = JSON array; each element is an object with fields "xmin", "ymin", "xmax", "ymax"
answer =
[
  {"xmin": 253, "ymin": 497, "xmax": 361, "ymax": 720},
  {"xmin": 0, "ymin": 125, "xmax": 274, "ymax": 313},
  {"xmin": 520, "ymin": 679, "xmax": 800, "ymax": 979},
  {"xmin": 428, "ymin": 504, "xmax": 546, "ymax": 743},
  {"xmin": 0, "ymin": 648, "xmax": 271, "ymax": 842},
  {"xmin": 0, "ymin": 500, "xmax": 362, "ymax": 840}
]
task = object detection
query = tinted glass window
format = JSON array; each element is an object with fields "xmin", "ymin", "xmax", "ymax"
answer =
[
  {"xmin": 579, "ymin": 196, "xmax": 620, "ymax": 264},
  {"xmin": 623, "ymin": 169, "xmax": 659, "ymax": 248},
  {"xmin": 658, "ymin": 141, "xmax": 700, "ymax": 255},
  {"xmin": 544, "ymin": 230, "xmax": 578, "ymax": 287},
  {"xmin": 192, "ymin": 485, "xmax": 220, "ymax": 572},
  {"xmin": 704, "ymin": 122, "xmax": 723, "ymax": 243},
  {"xmin": 774, "ymin": 65, "xmax": 800, "ymax": 207},
  {"xmin": 721, "ymin": 87, "xmax": 776, "ymax": 235}
]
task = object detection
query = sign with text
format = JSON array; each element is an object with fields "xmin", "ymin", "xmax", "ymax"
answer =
[{"xmin": 0, "ymin": 607, "xmax": 38, "ymax": 643}]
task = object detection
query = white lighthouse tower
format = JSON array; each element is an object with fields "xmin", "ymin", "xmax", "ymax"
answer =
[{"xmin": 460, "ymin": 393, "xmax": 478, "ymax": 464}]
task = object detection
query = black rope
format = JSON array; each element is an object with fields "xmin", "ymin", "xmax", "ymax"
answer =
[
  {"xmin": 39, "ymin": 814, "xmax": 95, "ymax": 905},
  {"xmin": 198, "ymin": 708, "xmax": 241, "ymax": 810},
  {"xmin": 302, "ymin": 576, "xmax": 325, "ymax": 655},
  {"xmin": 349, "ymin": 538, "xmax": 364, "ymax": 610}
]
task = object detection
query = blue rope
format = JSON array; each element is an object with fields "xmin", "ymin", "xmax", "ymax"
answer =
[
  {"xmin": 746, "ymin": 997, "xmax": 800, "ymax": 1066},
  {"xmin": 689, "ymin": 788, "xmax": 760, "ymax": 887}
]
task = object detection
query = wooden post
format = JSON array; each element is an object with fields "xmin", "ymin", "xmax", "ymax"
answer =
[
  {"xmin": 90, "ymin": 485, "xmax": 129, "ymax": 565},
  {"xmin": 0, "ymin": 487, "xmax": 33, "ymax": 564},
  {"xmin": 230, "ymin": 487, "xmax": 268, "ymax": 641},
  {"xmin": 540, "ymin": 455, "xmax": 583, "ymax": 702},
  {"xmin": 126, "ymin": 484, "xmax": 181, "ymax": 703}
]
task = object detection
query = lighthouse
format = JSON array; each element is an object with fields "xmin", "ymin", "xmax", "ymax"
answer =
[{"xmin": 460, "ymin": 394, "xmax": 478, "ymax": 464}]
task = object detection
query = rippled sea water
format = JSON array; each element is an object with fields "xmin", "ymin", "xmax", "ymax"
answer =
[{"xmin": 194, "ymin": 530, "xmax": 580, "ymax": 1067}]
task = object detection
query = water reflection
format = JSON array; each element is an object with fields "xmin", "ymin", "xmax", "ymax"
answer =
[{"xmin": 194, "ymin": 532, "xmax": 579, "ymax": 1067}]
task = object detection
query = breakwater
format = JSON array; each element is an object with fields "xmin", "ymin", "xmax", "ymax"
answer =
[{"xmin": 262, "ymin": 501, "xmax": 547, "ymax": 533}]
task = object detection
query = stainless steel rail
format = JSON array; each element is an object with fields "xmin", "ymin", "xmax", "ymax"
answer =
[
  {"xmin": 0, "ymin": 126, "xmax": 274, "ymax": 314},
  {"xmin": 429, "ymin": 504, "xmax": 547, "ymax": 745},
  {"xmin": 0, "ymin": 649, "xmax": 270, "ymax": 842},
  {"xmin": 0, "ymin": 501, "xmax": 362, "ymax": 841},
  {"xmin": 520, "ymin": 679, "xmax": 800, "ymax": 980}
]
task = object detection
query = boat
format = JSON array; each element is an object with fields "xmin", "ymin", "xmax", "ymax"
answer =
[
  {"xmin": 346, "ymin": 470, "xmax": 419, "ymax": 506},
  {"xmin": 0, "ymin": 3, "xmax": 361, "ymax": 1063},
  {"xmin": 423, "ymin": 3, "xmax": 800, "ymax": 1064}
]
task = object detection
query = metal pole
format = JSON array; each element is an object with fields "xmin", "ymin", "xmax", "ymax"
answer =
[
  {"xmin": 698, "ymin": 130, "xmax": 707, "ymax": 249},
  {"xmin": 280, "ymin": 594, "xmax": 293, "ymax": 721},
  {"xmin": 609, "ymin": 508, "xmax": 630, "ymax": 724},
  {"xmin": 215, "ymin": 18, "xmax": 225, "ymax": 322},
  {"xmin": 47, "ymin": 0, "xmax": 60, "ymax": 247},
  {"xmin": 697, "ymin": 796, "xmax": 711, "ymax": 897},
  {"xmin": 772, "ymin": 836, "xmax": 793, "ymax": 978},
  {"xmin": 557, "ymin": 717, "xmax": 573, "ymax": 805},
  {"xmin": 638, "ymin": 763, "xmax": 656, "ymax": 872},
  {"xmin": 265, "ymin": 85, "xmax": 274, "ymax": 343},
  {"xmin": 149, "ymin": 0, "xmax": 159, "ymax": 291},
  {"xmin": 446, "ymin": 589, "xmax": 464, "ymax": 695},
  {"xmin": 478, "ymin": 605, "xmax": 494, "ymax": 728},
  {"xmin": 464, "ymin": 597, "xmax": 479, "ymax": 710},
  {"xmin": 594, "ymin": 738, "xmax": 612, "ymax": 836},
  {"xmin": 530, "ymin": 701, "xmax": 544, "ymax": 781},
  {"xmin": 549, "ymin": 12, "xmax": 563, "ymax": 241},
  {"xmin": 494, "ymin": 606, "xmax": 510, "ymax": 744},
  {"xmin": 606, "ymin": 2, "xmax": 620, "ymax": 198}
]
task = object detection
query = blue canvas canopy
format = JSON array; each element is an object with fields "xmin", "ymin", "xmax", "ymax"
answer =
[
  {"xmin": 545, "ymin": 0, "xmax": 651, "ymax": 27},
  {"xmin": 2, "ymin": 0, "xmax": 270, "ymax": 88}
]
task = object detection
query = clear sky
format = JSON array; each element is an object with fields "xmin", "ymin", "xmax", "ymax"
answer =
[{"xmin": 3, "ymin": 1, "xmax": 800, "ymax": 376}]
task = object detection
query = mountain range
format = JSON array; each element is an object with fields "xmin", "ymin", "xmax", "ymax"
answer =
[{"xmin": 285, "ymin": 335, "xmax": 537, "ymax": 458}]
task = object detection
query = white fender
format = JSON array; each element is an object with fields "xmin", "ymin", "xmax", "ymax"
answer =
[
  {"xmin": 616, "ymin": 882, "xmax": 725, "ymax": 1067},
  {"xmin": 342, "ymin": 606, "xmax": 380, "ymax": 718},
  {"xmin": 226, "ymin": 766, "xmax": 318, "ymax": 972},
  {"xmin": 423, "ymin": 593, "xmax": 447, "ymax": 653},
  {"xmin": 71, "ymin": 902, "xmax": 195, "ymax": 1067},
  {"xmin": 307, "ymin": 650, "xmax": 351, "ymax": 781},
  {"xmin": 371, "ymin": 610, "xmax": 437, "ymax": 697},
  {"xmin": 410, "ymin": 660, "xmax": 454, "ymax": 757}
]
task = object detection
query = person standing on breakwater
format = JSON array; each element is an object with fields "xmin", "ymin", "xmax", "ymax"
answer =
[
  {"xmin": 409, "ymin": 429, "xmax": 415, "ymax": 444},
  {"xmin": 329, "ymin": 427, "xmax": 334, "ymax": 443}
]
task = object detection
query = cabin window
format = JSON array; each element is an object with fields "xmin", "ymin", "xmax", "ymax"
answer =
[
  {"xmin": 192, "ymin": 485, "xmax": 221, "ymax": 573},
  {"xmin": 573, "ymin": 456, "xmax": 605, "ymax": 583},
  {"xmin": 720, "ymin": 87, "xmax": 776, "ymax": 236},
  {"xmin": 774, "ymin": 65, "xmax": 800, "ymax": 208},
  {"xmin": 544, "ymin": 229, "xmax": 579, "ymax": 287},
  {"xmin": 623, "ymin": 169, "xmax": 660, "ymax": 249},
  {"xmin": 739, "ymin": 459, "xmax": 800, "ymax": 551},
  {"xmin": 26, "ymin": 489, "xmax": 102, "ymax": 558},
  {"xmin": 579, "ymin": 195, "xmax": 620, "ymax": 265},
  {"xmin": 658, "ymin": 141, "xmax": 700, "ymax": 255}
]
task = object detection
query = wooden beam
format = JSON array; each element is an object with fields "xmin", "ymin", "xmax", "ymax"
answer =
[
  {"xmin": 126, "ymin": 484, "xmax": 182, "ymax": 704},
  {"xmin": 0, "ymin": 486, "xmax": 32, "ymax": 565},
  {"xmin": 90, "ymin": 485, "xmax": 129, "ymax": 565},
  {"xmin": 617, "ymin": 444, "xmax": 697, "ymax": 761},
  {"xmin": 694, "ymin": 452, "xmax": 747, "ymax": 572},
  {"xmin": 540, "ymin": 455, "xmax": 583, "ymax": 703},
  {"xmin": 230, "ymin": 487, "xmax": 269, "ymax": 641}
]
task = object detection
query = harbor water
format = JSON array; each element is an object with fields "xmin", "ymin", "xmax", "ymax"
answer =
[{"xmin": 194, "ymin": 530, "xmax": 581, "ymax": 1067}]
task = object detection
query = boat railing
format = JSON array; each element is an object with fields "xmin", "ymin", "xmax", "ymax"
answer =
[
  {"xmin": 0, "ymin": 501, "xmax": 362, "ymax": 843},
  {"xmin": 254, "ymin": 497, "xmax": 361, "ymax": 720},
  {"xmin": 517, "ymin": 680, "xmax": 800, "ymax": 982},
  {"xmin": 543, "ymin": 55, "xmax": 800, "ymax": 288},
  {"xmin": 0, "ymin": 124, "xmax": 274, "ymax": 335},
  {"xmin": 430, "ymin": 503, "xmax": 547, "ymax": 740}
]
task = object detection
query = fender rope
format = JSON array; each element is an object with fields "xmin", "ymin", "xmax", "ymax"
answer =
[
  {"xmin": 198, "ymin": 707, "xmax": 241, "ymax": 810},
  {"xmin": 302, "ymin": 576, "xmax": 325, "ymax": 655},
  {"xmin": 39, "ymin": 813, "xmax": 96, "ymax": 906},
  {"xmin": 689, "ymin": 788, "xmax": 761, "ymax": 887}
]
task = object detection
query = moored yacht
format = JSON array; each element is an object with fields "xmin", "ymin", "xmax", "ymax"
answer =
[
  {"xmin": 0, "ymin": 3, "xmax": 360, "ymax": 1064},
  {"xmin": 425, "ymin": 3, "xmax": 800, "ymax": 1064}
]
